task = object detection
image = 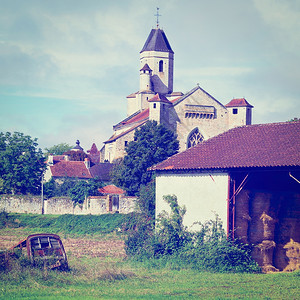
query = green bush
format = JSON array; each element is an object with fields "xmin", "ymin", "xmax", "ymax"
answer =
[{"xmin": 125, "ymin": 195, "xmax": 260, "ymax": 273}]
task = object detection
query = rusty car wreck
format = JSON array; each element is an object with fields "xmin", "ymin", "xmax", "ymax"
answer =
[{"xmin": 9, "ymin": 233, "xmax": 68, "ymax": 270}]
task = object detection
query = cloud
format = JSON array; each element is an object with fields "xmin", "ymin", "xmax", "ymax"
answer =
[
  {"xmin": 254, "ymin": 0, "xmax": 300, "ymax": 53},
  {"xmin": 0, "ymin": 0, "xmax": 299, "ymax": 150}
]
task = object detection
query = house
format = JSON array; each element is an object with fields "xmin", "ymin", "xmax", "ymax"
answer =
[
  {"xmin": 44, "ymin": 142, "xmax": 114, "ymax": 184},
  {"xmin": 102, "ymin": 26, "xmax": 254, "ymax": 162},
  {"xmin": 150, "ymin": 121, "xmax": 300, "ymax": 272}
]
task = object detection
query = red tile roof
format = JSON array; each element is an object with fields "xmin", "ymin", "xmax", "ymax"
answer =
[
  {"xmin": 148, "ymin": 93, "xmax": 172, "ymax": 104},
  {"xmin": 98, "ymin": 185, "xmax": 125, "ymax": 195},
  {"xmin": 122, "ymin": 109, "xmax": 149, "ymax": 126},
  {"xmin": 225, "ymin": 98, "xmax": 253, "ymax": 108},
  {"xmin": 50, "ymin": 161, "xmax": 92, "ymax": 178},
  {"xmin": 126, "ymin": 92, "xmax": 138, "ymax": 98},
  {"xmin": 104, "ymin": 121, "xmax": 147, "ymax": 143},
  {"xmin": 150, "ymin": 121, "xmax": 300, "ymax": 171}
]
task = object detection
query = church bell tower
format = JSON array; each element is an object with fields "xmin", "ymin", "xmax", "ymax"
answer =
[{"xmin": 139, "ymin": 26, "xmax": 174, "ymax": 95}]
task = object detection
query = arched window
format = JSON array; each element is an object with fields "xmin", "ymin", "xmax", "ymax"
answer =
[
  {"xmin": 187, "ymin": 128, "xmax": 204, "ymax": 148},
  {"xmin": 159, "ymin": 60, "xmax": 163, "ymax": 72}
]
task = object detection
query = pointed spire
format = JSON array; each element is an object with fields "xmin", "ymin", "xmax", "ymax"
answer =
[{"xmin": 140, "ymin": 28, "xmax": 173, "ymax": 53}]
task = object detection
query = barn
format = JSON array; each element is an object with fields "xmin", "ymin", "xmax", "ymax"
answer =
[{"xmin": 150, "ymin": 121, "xmax": 300, "ymax": 272}]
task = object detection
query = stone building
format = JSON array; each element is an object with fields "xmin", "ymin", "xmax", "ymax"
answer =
[
  {"xmin": 102, "ymin": 26, "xmax": 253, "ymax": 162},
  {"xmin": 150, "ymin": 121, "xmax": 300, "ymax": 272},
  {"xmin": 44, "ymin": 142, "xmax": 113, "ymax": 184}
]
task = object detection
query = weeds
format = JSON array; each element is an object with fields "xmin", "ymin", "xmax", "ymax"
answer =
[
  {"xmin": 0, "ymin": 211, "xmax": 19, "ymax": 229},
  {"xmin": 125, "ymin": 194, "xmax": 261, "ymax": 273}
]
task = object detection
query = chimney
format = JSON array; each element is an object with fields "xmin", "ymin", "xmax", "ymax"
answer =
[
  {"xmin": 64, "ymin": 155, "xmax": 69, "ymax": 161},
  {"xmin": 84, "ymin": 157, "xmax": 90, "ymax": 169},
  {"xmin": 48, "ymin": 154, "xmax": 53, "ymax": 166}
]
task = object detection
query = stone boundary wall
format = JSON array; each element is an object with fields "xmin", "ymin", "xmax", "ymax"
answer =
[
  {"xmin": 0, "ymin": 195, "xmax": 42, "ymax": 214},
  {"xmin": 0, "ymin": 194, "xmax": 136, "ymax": 215}
]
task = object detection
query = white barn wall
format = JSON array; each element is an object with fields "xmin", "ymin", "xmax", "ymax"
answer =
[{"xmin": 156, "ymin": 172, "xmax": 229, "ymax": 230}]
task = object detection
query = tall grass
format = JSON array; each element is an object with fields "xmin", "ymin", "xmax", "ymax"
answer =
[
  {"xmin": 0, "ymin": 254, "xmax": 299, "ymax": 299},
  {"xmin": 2, "ymin": 212, "xmax": 139, "ymax": 235},
  {"xmin": 0, "ymin": 210, "xmax": 299, "ymax": 299}
]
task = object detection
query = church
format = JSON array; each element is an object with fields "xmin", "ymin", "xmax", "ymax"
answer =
[{"xmin": 101, "ymin": 25, "xmax": 254, "ymax": 162}]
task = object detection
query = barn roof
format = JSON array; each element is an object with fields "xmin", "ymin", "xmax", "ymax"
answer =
[{"xmin": 150, "ymin": 121, "xmax": 300, "ymax": 171}]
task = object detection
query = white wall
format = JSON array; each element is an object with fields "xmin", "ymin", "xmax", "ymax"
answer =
[{"xmin": 156, "ymin": 172, "xmax": 229, "ymax": 230}]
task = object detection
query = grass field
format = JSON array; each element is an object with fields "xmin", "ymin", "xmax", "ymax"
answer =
[{"xmin": 0, "ymin": 214, "xmax": 299, "ymax": 299}]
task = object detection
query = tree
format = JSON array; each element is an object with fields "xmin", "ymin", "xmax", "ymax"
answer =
[
  {"xmin": 43, "ymin": 177, "xmax": 103, "ymax": 205},
  {"xmin": 63, "ymin": 150, "xmax": 88, "ymax": 161},
  {"xmin": 44, "ymin": 143, "xmax": 73, "ymax": 156},
  {"xmin": 137, "ymin": 180, "xmax": 156, "ymax": 218},
  {"xmin": 0, "ymin": 132, "xmax": 46, "ymax": 195},
  {"xmin": 68, "ymin": 178, "xmax": 102, "ymax": 206},
  {"xmin": 112, "ymin": 121, "xmax": 179, "ymax": 196}
]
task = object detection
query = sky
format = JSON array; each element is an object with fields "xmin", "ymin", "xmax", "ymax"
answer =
[{"xmin": 0, "ymin": 0, "xmax": 299, "ymax": 152}]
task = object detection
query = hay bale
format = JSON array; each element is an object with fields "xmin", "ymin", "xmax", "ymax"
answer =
[
  {"xmin": 235, "ymin": 190, "xmax": 251, "ymax": 243},
  {"xmin": 252, "ymin": 240, "xmax": 279, "ymax": 273},
  {"xmin": 249, "ymin": 193, "xmax": 272, "ymax": 243},
  {"xmin": 260, "ymin": 212, "xmax": 277, "ymax": 240},
  {"xmin": 275, "ymin": 218, "xmax": 300, "ymax": 271},
  {"xmin": 283, "ymin": 239, "xmax": 300, "ymax": 272}
]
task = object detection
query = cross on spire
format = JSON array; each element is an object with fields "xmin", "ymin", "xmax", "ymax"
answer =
[{"xmin": 155, "ymin": 7, "xmax": 161, "ymax": 28}]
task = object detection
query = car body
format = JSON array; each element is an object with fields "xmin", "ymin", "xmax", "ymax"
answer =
[{"xmin": 10, "ymin": 233, "xmax": 68, "ymax": 270}]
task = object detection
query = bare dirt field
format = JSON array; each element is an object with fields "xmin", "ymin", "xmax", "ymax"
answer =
[{"xmin": 0, "ymin": 230, "xmax": 126, "ymax": 259}]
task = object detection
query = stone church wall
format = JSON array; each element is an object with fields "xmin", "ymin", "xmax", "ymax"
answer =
[
  {"xmin": 0, "ymin": 194, "xmax": 136, "ymax": 215},
  {"xmin": 172, "ymin": 89, "xmax": 229, "ymax": 151}
]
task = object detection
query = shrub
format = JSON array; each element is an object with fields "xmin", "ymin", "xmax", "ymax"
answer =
[
  {"xmin": 155, "ymin": 195, "xmax": 191, "ymax": 256},
  {"xmin": 125, "ymin": 195, "xmax": 260, "ymax": 273},
  {"xmin": 124, "ymin": 213, "xmax": 155, "ymax": 258}
]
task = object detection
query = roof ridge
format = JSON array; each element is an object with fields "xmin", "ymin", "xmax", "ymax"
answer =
[
  {"xmin": 150, "ymin": 121, "xmax": 300, "ymax": 171},
  {"xmin": 172, "ymin": 85, "xmax": 226, "ymax": 109}
]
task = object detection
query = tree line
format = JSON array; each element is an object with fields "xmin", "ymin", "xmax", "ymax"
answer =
[{"xmin": 0, "ymin": 121, "xmax": 179, "ymax": 212}]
